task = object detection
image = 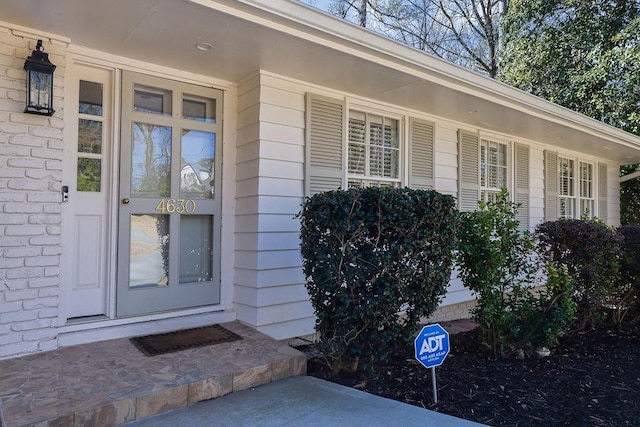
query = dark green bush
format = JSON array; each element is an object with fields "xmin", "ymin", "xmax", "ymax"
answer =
[
  {"xmin": 618, "ymin": 225, "xmax": 640, "ymax": 291},
  {"xmin": 536, "ymin": 219, "xmax": 622, "ymax": 328},
  {"xmin": 457, "ymin": 190, "xmax": 575, "ymax": 355},
  {"xmin": 517, "ymin": 264, "xmax": 576, "ymax": 350},
  {"xmin": 298, "ymin": 187, "xmax": 457, "ymax": 373},
  {"xmin": 614, "ymin": 225, "xmax": 640, "ymax": 323}
]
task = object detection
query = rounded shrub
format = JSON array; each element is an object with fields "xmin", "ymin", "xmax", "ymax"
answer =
[{"xmin": 298, "ymin": 187, "xmax": 457, "ymax": 373}]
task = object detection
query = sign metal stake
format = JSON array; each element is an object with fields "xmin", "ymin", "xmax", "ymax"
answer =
[{"xmin": 431, "ymin": 366, "xmax": 438, "ymax": 403}]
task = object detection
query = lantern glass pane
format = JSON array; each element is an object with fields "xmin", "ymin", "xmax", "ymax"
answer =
[{"xmin": 29, "ymin": 70, "xmax": 52, "ymax": 109}]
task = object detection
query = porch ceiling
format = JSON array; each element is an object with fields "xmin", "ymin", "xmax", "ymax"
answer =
[{"xmin": 2, "ymin": 0, "xmax": 639, "ymax": 163}]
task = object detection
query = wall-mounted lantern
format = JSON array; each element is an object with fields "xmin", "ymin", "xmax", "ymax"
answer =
[{"xmin": 24, "ymin": 39, "xmax": 56, "ymax": 116}]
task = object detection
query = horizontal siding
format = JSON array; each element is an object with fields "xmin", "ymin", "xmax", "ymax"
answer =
[
  {"xmin": 260, "ymin": 178, "xmax": 305, "ymax": 197},
  {"xmin": 236, "ymin": 122, "xmax": 260, "ymax": 148},
  {"xmin": 234, "ymin": 73, "xmax": 310, "ymax": 339},
  {"xmin": 607, "ymin": 163, "xmax": 621, "ymax": 225},
  {"xmin": 237, "ymin": 103, "xmax": 261, "ymax": 130},
  {"xmin": 259, "ymin": 158, "xmax": 303, "ymax": 179},
  {"xmin": 530, "ymin": 147, "xmax": 545, "ymax": 229},
  {"xmin": 236, "ymin": 158, "xmax": 260, "ymax": 181},
  {"xmin": 260, "ymin": 140, "xmax": 305, "ymax": 162},
  {"xmin": 236, "ymin": 232, "xmax": 300, "ymax": 251},
  {"xmin": 235, "ymin": 283, "xmax": 310, "ymax": 306}
]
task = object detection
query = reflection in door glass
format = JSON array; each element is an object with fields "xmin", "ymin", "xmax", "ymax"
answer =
[
  {"xmin": 129, "ymin": 214, "xmax": 169, "ymax": 288},
  {"xmin": 134, "ymin": 84, "xmax": 172, "ymax": 116},
  {"xmin": 131, "ymin": 123, "xmax": 171, "ymax": 197},
  {"xmin": 183, "ymin": 94, "xmax": 216, "ymax": 123},
  {"xmin": 180, "ymin": 130, "xmax": 215, "ymax": 199},
  {"xmin": 79, "ymin": 80, "xmax": 103, "ymax": 115},
  {"xmin": 179, "ymin": 215, "xmax": 213, "ymax": 284},
  {"xmin": 78, "ymin": 119, "xmax": 102, "ymax": 153},
  {"xmin": 77, "ymin": 158, "xmax": 101, "ymax": 192}
]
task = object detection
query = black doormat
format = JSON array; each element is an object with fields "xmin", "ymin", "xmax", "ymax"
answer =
[{"xmin": 130, "ymin": 324, "xmax": 242, "ymax": 356}]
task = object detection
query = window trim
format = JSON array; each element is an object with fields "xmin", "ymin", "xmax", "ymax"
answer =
[
  {"xmin": 346, "ymin": 103, "xmax": 404, "ymax": 188},
  {"xmin": 479, "ymin": 136, "xmax": 511, "ymax": 203},
  {"xmin": 579, "ymin": 160, "xmax": 595, "ymax": 218},
  {"xmin": 556, "ymin": 155, "xmax": 599, "ymax": 219}
]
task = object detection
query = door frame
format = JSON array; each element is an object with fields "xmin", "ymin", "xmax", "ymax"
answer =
[{"xmin": 61, "ymin": 51, "xmax": 235, "ymax": 328}]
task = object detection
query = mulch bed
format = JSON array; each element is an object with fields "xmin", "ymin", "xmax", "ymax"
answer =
[{"xmin": 302, "ymin": 323, "xmax": 640, "ymax": 426}]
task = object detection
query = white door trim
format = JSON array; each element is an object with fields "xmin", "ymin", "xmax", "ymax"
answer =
[{"xmin": 61, "ymin": 52, "xmax": 236, "ymax": 329}]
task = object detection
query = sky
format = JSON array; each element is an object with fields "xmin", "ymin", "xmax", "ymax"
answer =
[{"xmin": 298, "ymin": 0, "xmax": 333, "ymax": 11}]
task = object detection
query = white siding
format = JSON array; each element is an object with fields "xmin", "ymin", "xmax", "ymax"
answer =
[
  {"xmin": 433, "ymin": 124, "xmax": 459, "ymax": 196},
  {"xmin": 529, "ymin": 147, "xmax": 546, "ymax": 229},
  {"xmin": 0, "ymin": 29, "xmax": 67, "ymax": 359},
  {"xmin": 607, "ymin": 162, "xmax": 621, "ymax": 225},
  {"xmin": 234, "ymin": 72, "xmax": 314, "ymax": 340}
]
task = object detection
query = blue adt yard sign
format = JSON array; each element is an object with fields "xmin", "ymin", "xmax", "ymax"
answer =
[
  {"xmin": 414, "ymin": 323, "xmax": 450, "ymax": 404},
  {"xmin": 415, "ymin": 323, "xmax": 450, "ymax": 368}
]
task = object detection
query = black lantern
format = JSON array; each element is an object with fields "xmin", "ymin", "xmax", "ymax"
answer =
[{"xmin": 24, "ymin": 40, "xmax": 56, "ymax": 116}]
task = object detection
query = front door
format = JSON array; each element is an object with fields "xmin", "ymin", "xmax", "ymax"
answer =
[{"xmin": 116, "ymin": 72, "xmax": 223, "ymax": 316}]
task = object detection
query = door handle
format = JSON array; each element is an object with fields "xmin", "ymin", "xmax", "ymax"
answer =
[{"xmin": 122, "ymin": 198, "xmax": 130, "ymax": 204}]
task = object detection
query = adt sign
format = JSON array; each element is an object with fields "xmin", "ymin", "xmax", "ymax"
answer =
[{"xmin": 414, "ymin": 323, "xmax": 450, "ymax": 368}]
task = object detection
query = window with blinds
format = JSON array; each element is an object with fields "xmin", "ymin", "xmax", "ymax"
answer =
[
  {"xmin": 545, "ymin": 152, "xmax": 607, "ymax": 222},
  {"xmin": 480, "ymin": 138, "xmax": 508, "ymax": 202},
  {"xmin": 348, "ymin": 110, "xmax": 400, "ymax": 187},
  {"xmin": 579, "ymin": 161, "xmax": 594, "ymax": 218},
  {"xmin": 559, "ymin": 157, "xmax": 576, "ymax": 218}
]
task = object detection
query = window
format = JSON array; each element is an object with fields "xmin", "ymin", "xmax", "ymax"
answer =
[
  {"xmin": 458, "ymin": 131, "xmax": 528, "ymax": 224},
  {"xmin": 347, "ymin": 110, "xmax": 400, "ymax": 187},
  {"xmin": 558, "ymin": 157, "xmax": 575, "ymax": 218},
  {"xmin": 480, "ymin": 138, "xmax": 508, "ymax": 202},
  {"xmin": 579, "ymin": 162, "xmax": 595, "ymax": 218},
  {"xmin": 558, "ymin": 157, "xmax": 595, "ymax": 219},
  {"xmin": 306, "ymin": 93, "xmax": 434, "ymax": 195}
]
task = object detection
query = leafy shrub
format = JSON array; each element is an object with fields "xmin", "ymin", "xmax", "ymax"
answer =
[
  {"xmin": 614, "ymin": 225, "xmax": 640, "ymax": 323},
  {"xmin": 518, "ymin": 264, "xmax": 576, "ymax": 350},
  {"xmin": 536, "ymin": 219, "xmax": 622, "ymax": 328},
  {"xmin": 457, "ymin": 190, "xmax": 576, "ymax": 354},
  {"xmin": 298, "ymin": 187, "xmax": 457, "ymax": 373}
]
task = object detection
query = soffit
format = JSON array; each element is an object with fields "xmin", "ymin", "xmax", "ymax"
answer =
[{"xmin": 2, "ymin": 0, "xmax": 639, "ymax": 163}]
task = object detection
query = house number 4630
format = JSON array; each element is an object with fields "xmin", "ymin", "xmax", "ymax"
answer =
[{"xmin": 155, "ymin": 199, "xmax": 197, "ymax": 213}]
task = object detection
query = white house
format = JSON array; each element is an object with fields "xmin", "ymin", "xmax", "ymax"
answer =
[{"xmin": 1, "ymin": 0, "xmax": 639, "ymax": 360}]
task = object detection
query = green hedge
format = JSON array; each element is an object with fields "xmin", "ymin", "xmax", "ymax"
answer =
[
  {"xmin": 298, "ymin": 187, "xmax": 457, "ymax": 373},
  {"xmin": 536, "ymin": 219, "xmax": 622, "ymax": 327}
]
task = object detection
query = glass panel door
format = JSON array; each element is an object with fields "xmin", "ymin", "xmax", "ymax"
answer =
[{"xmin": 116, "ymin": 71, "xmax": 222, "ymax": 316}]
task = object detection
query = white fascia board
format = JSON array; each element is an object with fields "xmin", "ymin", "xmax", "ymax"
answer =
[{"xmin": 620, "ymin": 170, "xmax": 640, "ymax": 183}]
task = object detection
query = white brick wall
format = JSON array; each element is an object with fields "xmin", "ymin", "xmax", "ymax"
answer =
[
  {"xmin": 426, "ymin": 300, "xmax": 477, "ymax": 323},
  {"xmin": 0, "ymin": 27, "xmax": 66, "ymax": 359}
]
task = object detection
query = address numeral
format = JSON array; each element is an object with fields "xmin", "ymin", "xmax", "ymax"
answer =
[{"xmin": 155, "ymin": 198, "xmax": 197, "ymax": 213}]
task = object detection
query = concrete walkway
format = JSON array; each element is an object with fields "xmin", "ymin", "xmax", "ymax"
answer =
[{"xmin": 123, "ymin": 376, "xmax": 485, "ymax": 427}]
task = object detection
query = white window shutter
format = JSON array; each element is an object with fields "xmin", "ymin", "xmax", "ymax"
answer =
[
  {"xmin": 514, "ymin": 143, "xmax": 530, "ymax": 231},
  {"xmin": 458, "ymin": 129, "xmax": 480, "ymax": 211},
  {"xmin": 409, "ymin": 118, "xmax": 435, "ymax": 190},
  {"xmin": 598, "ymin": 162, "xmax": 608, "ymax": 223},
  {"xmin": 544, "ymin": 150, "xmax": 559, "ymax": 221},
  {"xmin": 305, "ymin": 94, "xmax": 345, "ymax": 195}
]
